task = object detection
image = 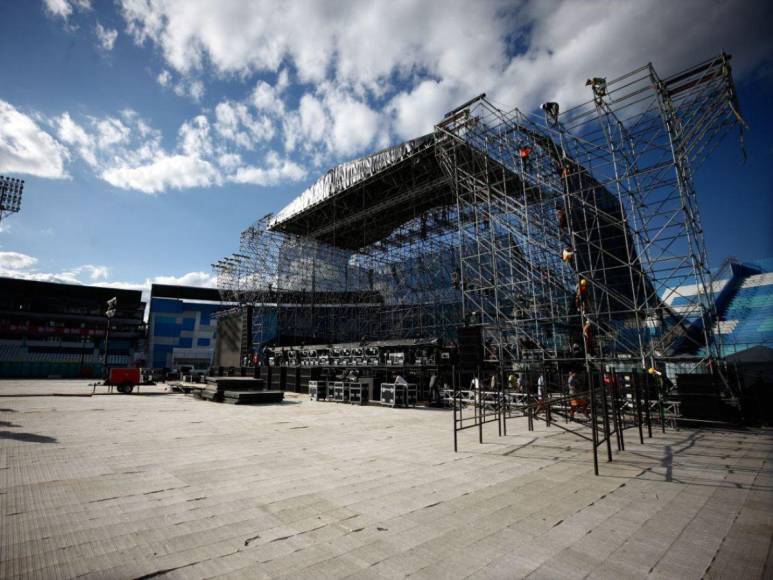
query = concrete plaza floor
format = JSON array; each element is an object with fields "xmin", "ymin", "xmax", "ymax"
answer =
[{"xmin": 0, "ymin": 379, "xmax": 771, "ymax": 579}]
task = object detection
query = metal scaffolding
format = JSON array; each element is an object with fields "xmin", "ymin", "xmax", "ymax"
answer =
[
  {"xmin": 215, "ymin": 54, "xmax": 745, "ymax": 375},
  {"xmin": 434, "ymin": 53, "xmax": 745, "ymax": 375},
  {"xmin": 213, "ymin": 210, "xmax": 462, "ymax": 349}
]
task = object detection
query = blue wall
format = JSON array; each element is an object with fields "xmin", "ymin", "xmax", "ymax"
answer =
[{"xmin": 149, "ymin": 297, "xmax": 223, "ymax": 368}]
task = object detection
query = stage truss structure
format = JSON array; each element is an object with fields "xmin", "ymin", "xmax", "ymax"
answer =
[
  {"xmin": 213, "ymin": 210, "xmax": 462, "ymax": 348},
  {"xmin": 215, "ymin": 53, "xmax": 745, "ymax": 375}
]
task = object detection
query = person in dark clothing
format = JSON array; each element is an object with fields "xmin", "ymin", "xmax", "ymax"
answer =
[{"xmin": 556, "ymin": 205, "xmax": 568, "ymax": 232}]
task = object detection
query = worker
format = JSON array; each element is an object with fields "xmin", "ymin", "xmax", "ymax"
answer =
[
  {"xmin": 541, "ymin": 101, "xmax": 559, "ymax": 126},
  {"xmin": 576, "ymin": 278, "xmax": 589, "ymax": 311},
  {"xmin": 567, "ymin": 371, "xmax": 577, "ymax": 397},
  {"xmin": 582, "ymin": 319, "xmax": 593, "ymax": 352},
  {"xmin": 537, "ymin": 374, "xmax": 545, "ymax": 400},
  {"xmin": 567, "ymin": 371, "xmax": 587, "ymax": 419},
  {"xmin": 518, "ymin": 145, "xmax": 532, "ymax": 159},
  {"xmin": 556, "ymin": 205, "xmax": 568, "ymax": 232},
  {"xmin": 586, "ymin": 77, "xmax": 607, "ymax": 101},
  {"xmin": 451, "ymin": 269, "xmax": 461, "ymax": 290},
  {"xmin": 428, "ymin": 375, "xmax": 441, "ymax": 406},
  {"xmin": 562, "ymin": 247, "xmax": 574, "ymax": 264},
  {"xmin": 567, "ymin": 370, "xmax": 578, "ymax": 418},
  {"xmin": 484, "ymin": 337, "xmax": 498, "ymax": 361}
]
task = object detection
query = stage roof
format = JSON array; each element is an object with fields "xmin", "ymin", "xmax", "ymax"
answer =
[{"xmin": 267, "ymin": 133, "xmax": 523, "ymax": 251}]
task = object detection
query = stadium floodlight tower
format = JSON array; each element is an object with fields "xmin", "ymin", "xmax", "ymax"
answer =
[
  {"xmin": 103, "ymin": 297, "xmax": 118, "ymax": 381},
  {"xmin": 0, "ymin": 175, "xmax": 24, "ymax": 225}
]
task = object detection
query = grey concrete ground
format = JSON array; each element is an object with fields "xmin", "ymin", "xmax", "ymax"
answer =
[{"xmin": 0, "ymin": 379, "xmax": 771, "ymax": 579}]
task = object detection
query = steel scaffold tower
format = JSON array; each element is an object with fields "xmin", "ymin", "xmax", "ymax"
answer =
[{"xmin": 434, "ymin": 53, "xmax": 745, "ymax": 375}]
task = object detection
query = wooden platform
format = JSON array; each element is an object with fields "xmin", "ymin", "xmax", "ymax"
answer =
[{"xmin": 194, "ymin": 376, "xmax": 268, "ymax": 403}]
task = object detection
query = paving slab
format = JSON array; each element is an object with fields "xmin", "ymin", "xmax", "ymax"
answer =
[{"xmin": 0, "ymin": 379, "xmax": 771, "ymax": 579}]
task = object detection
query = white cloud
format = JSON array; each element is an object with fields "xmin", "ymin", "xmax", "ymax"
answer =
[
  {"xmin": 217, "ymin": 152, "xmax": 242, "ymax": 170},
  {"xmin": 97, "ymin": 272, "xmax": 217, "ymax": 302},
  {"xmin": 54, "ymin": 110, "xmax": 224, "ymax": 195},
  {"xmin": 118, "ymin": 0, "xmax": 772, "ymax": 147},
  {"xmin": 55, "ymin": 264, "xmax": 109, "ymax": 283},
  {"xmin": 297, "ymin": 94, "xmax": 328, "ymax": 145},
  {"xmin": 151, "ymin": 271, "xmax": 217, "ymax": 288},
  {"xmin": 43, "ymin": 0, "xmax": 73, "ymax": 19},
  {"xmin": 157, "ymin": 69, "xmax": 172, "ymax": 87},
  {"xmin": 178, "ymin": 115, "xmax": 213, "ymax": 158},
  {"xmin": 214, "ymin": 100, "xmax": 274, "ymax": 149},
  {"xmin": 95, "ymin": 22, "xmax": 118, "ymax": 51},
  {"xmin": 0, "ymin": 100, "xmax": 68, "ymax": 179},
  {"xmin": 43, "ymin": 0, "xmax": 91, "ymax": 20},
  {"xmin": 0, "ymin": 248, "xmax": 215, "ymax": 301},
  {"xmin": 83, "ymin": 264, "xmax": 109, "ymax": 281},
  {"xmin": 0, "ymin": 251, "xmax": 38, "ymax": 270},
  {"xmin": 388, "ymin": 80, "xmax": 461, "ymax": 140},
  {"xmin": 324, "ymin": 89, "xmax": 385, "ymax": 156},
  {"xmin": 95, "ymin": 117, "xmax": 130, "ymax": 149},
  {"xmin": 188, "ymin": 80, "xmax": 205, "ymax": 101},
  {"xmin": 101, "ymin": 154, "xmax": 220, "ymax": 194},
  {"xmin": 118, "ymin": 0, "xmax": 511, "ymax": 91},
  {"xmin": 0, "ymin": 253, "xmax": 113, "ymax": 286},
  {"xmin": 173, "ymin": 78, "xmax": 205, "ymax": 102},
  {"xmin": 26, "ymin": 1, "xmax": 773, "ymax": 196},
  {"xmin": 251, "ymin": 80, "xmax": 285, "ymax": 115},
  {"xmin": 231, "ymin": 152, "xmax": 306, "ymax": 186},
  {"xmin": 492, "ymin": 1, "xmax": 773, "ymax": 114},
  {"xmin": 55, "ymin": 112, "xmax": 97, "ymax": 166},
  {"xmin": 53, "ymin": 108, "xmax": 229, "ymax": 194},
  {"xmin": 282, "ymin": 87, "xmax": 386, "ymax": 157}
]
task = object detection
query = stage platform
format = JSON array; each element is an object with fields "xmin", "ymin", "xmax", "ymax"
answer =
[
  {"xmin": 222, "ymin": 390, "xmax": 284, "ymax": 405},
  {"xmin": 195, "ymin": 376, "xmax": 277, "ymax": 404}
]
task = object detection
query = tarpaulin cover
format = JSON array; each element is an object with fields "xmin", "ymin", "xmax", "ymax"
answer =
[{"xmin": 270, "ymin": 134, "xmax": 433, "ymax": 227}]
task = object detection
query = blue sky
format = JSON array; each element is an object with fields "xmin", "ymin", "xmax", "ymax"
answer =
[{"xmin": 0, "ymin": 0, "xmax": 771, "ymax": 294}]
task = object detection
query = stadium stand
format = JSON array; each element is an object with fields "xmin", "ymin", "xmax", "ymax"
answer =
[
  {"xmin": 662, "ymin": 258, "xmax": 773, "ymax": 357},
  {"xmin": 718, "ymin": 270, "xmax": 773, "ymax": 355},
  {"xmin": 0, "ymin": 277, "xmax": 144, "ymax": 378}
]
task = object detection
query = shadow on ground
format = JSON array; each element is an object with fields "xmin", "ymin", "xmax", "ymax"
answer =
[{"xmin": 0, "ymin": 430, "xmax": 58, "ymax": 443}]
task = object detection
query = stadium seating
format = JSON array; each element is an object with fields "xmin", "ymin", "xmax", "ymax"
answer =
[
  {"xmin": 717, "ymin": 272, "xmax": 773, "ymax": 355},
  {"xmin": 0, "ymin": 345, "xmax": 129, "ymax": 366}
]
